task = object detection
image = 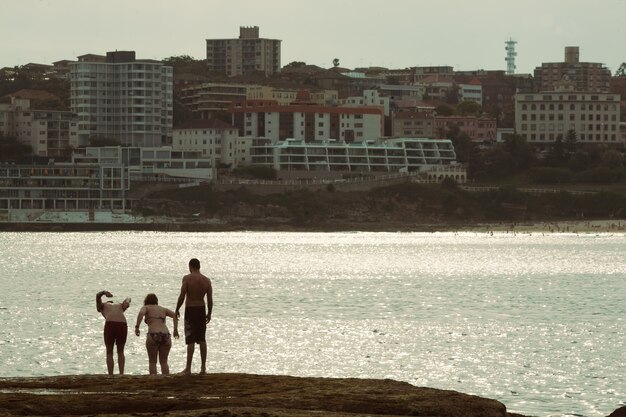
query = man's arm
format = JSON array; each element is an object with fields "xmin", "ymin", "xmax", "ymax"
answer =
[
  {"xmin": 205, "ymin": 281, "xmax": 213, "ymax": 324},
  {"xmin": 96, "ymin": 290, "xmax": 112, "ymax": 312},
  {"xmin": 175, "ymin": 278, "xmax": 187, "ymax": 318},
  {"xmin": 165, "ymin": 308, "xmax": 179, "ymax": 339}
]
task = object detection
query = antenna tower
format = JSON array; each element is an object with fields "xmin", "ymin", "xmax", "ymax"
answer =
[{"xmin": 505, "ymin": 38, "xmax": 517, "ymax": 75}]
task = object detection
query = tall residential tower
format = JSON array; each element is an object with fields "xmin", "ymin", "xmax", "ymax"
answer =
[
  {"xmin": 69, "ymin": 51, "xmax": 173, "ymax": 147},
  {"xmin": 206, "ymin": 26, "xmax": 281, "ymax": 77}
]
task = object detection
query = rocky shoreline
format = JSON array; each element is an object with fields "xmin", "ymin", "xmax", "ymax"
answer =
[
  {"xmin": 0, "ymin": 373, "xmax": 525, "ymax": 417},
  {"xmin": 1, "ymin": 373, "xmax": 624, "ymax": 417}
]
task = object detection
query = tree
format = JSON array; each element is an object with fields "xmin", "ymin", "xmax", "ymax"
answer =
[
  {"xmin": 565, "ymin": 129, "xmax": 577, "ymax": 153},
  {"xmin": 283, "ymin": 61, "xmax": 307, "ymax": 69},
  {"xmin": 456, "ymin": 101, "xmax": 482, "ymax": 116},
  {"xmin": 451, "ymin": 132, "xmax": 474, "ymax": 164},
  {"xmin": 173, "ymin": 98, "xmax": 195, "ymax": 127},
  {"xmin": 162, "ymin": 55, "xmax": 208, "ymax": 76},
  {"xmin": 444, "ymin": 86, "xmax": 459, "ymax": 105},
  {"xmin": 435, "ymin": 104, "xmax": 454, "ymax": 117},
  {"xmin": 546, "ymin": 135, "xmax": 565, "ymax": 167},
  {"xmin": 503, "ymin": 134, "xmax": 534, "ymax": 172},
  {"xmin": 332, "ymin": 58, "xmax": 340, "ymax": 67},
  {"xmin": 600, "ymin": 149, "xmax": 624, "ymax": 169}
]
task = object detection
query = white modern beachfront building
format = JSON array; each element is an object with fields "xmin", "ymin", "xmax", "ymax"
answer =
[
  {"xmin": 72, "ymin": 146, "xmax": 214, "ymax": 180},
  {"xmin": 0, "ymin": 162, "xmax": 129, "ymax": 218},
  {"xmin": 249, "ymin": 137, "xmax": 457, "ymax": 178}
]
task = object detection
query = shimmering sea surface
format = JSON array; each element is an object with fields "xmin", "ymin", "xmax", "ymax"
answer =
[{"xmin": 0, "ymin": 231, "xmax": 624, "ymax": 416}]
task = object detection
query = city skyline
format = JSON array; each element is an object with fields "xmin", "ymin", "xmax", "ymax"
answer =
[{"xmin": 1, "ymin": 0, "xmax": 625, "ymax": 74}]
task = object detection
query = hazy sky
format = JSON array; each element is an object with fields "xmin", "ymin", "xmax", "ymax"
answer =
[{"xmin": 1, "ymin": 0, "xmax": 625, "ymax": 74}]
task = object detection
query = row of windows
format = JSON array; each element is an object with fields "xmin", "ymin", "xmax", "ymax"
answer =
[
  {"xmin": 177, "ymin": 139, "xmax": 222, "ymax": 145},
  {"xmin": 521, "ymin": 114, "xmax": 618, "ymax": 122},
  {"xmin": 526, "ymin": 133, "xmax": 618, "ymax": 142},
  {"xmin": 520, "ymin": 103, "xmax": 617, "ymax": 111},
  {"xmin": 520, "ymin": 124, "xmax": 617, "ymax": 132}
]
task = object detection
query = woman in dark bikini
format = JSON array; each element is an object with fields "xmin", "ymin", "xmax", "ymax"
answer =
[{"xmin": 134, "ymin": 293, "xmax": 179, "ymax": 375}]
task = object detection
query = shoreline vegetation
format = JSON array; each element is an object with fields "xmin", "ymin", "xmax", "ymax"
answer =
[{"xmin": 1, "ymin": 373, "xmax": 624, "ymax": 417}]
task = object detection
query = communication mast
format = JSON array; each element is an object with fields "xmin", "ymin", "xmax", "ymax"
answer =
[{"xmin": 505, "ymin": 38, "xmax": 517, "ymax": 75}]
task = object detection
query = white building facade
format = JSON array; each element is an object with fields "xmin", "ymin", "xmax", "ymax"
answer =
[
  {"xmin": 341, "ymin": 89, "xmax": 390, "ymax": 116},
  {"xmin": 173, "ymin": 119, "xmax": 243, "ymax": 168},
  {"xmin": 515, "ymin": 91, "xmax": 621, "ymax": 144},
  {"xmin": 0, "ymin": 97, "xmax": 79, "ymax": 157},
  {"xmin": 458, "ymin": 82, "xmax": 483, "ymax": 105},
  {"xmin": 69, "ymin": 51, "xmax": 173, "ymax": 148},
  {"xmin": 250, "ymin": 137, "xmax": 457, "ymax": 174}
]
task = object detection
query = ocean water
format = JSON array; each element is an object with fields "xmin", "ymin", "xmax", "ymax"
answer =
[{"xmin": 0, "ymin": 231, "xmax": 624, "ymax": 417}]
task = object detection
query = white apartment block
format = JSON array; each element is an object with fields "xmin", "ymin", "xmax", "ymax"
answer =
[
  {"xmin": 180, "ymin": 83, "xmax": 338, "ymax": 119},
  {"xmin": 341, "ymin": 89, "xmax": 390, "ymax": 116},
  {"xmin": 72, "ymin": 146, "xmax": 213, "ymax": 180},
  {"xmin": 206, "ymin": 26, "xmax": 281, "ymax": 77},
  {"xmin": 231, "ymin": 100, "xmax": 384, "ymax": 143},
  {"xmin": 0, "ymin": 97, "xmax": 78, "ymax": 157},
  {"xmin": 69, "ymin": 51, "xmax": 173, "ymax": 148},
  {"xmin": 515, "ymin": 91, "xmax": 621, "ymax": 145},
  {"xmin": 459, "ymin": 82, "xmax": 483, "ymax": 105},
  {"xmin": 249, "ymin": 137, "xmax": 457, "ymax": 174},
  {"xmin": 172, "ymin": 119, "xmax": 243, "ymax": 168}
]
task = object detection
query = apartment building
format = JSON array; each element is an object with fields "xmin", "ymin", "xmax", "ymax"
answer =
[
  {"xmin": 533, "ymin": 46, "xmax": 611, "ymax": 93},
  {"xmin": 72, "ymin": 146, "xmax": 213, "ymax": 180},
  {"xmin": 179, "ymin": 83, "xmax": 338, "ymax": 119},
  {"xmin": 230, "ymin": 100, "xmax": 384, "ymax": 143},
  {"xmin": 0, "ymin": 162, "xmax": 129, "ymax": 211},
  {"xmin": 69, "ymin": 51, "xmax": 173, "ymax": 148},
  {"xmin": 514, "ymin": 89, "xmax": 621, "ymax": 145},
  {"xmin": 458, "ymin": 78, "xmax": 483, "ymax": 105},
  {"xmin": 419, "ymin": 75, "xmax": 456, "ymax": 101},
  {"xmin": 392, "ymin": 111, "xmax": 434, "ymax": 137},
  {"xmin": 250, "ymin": 137, "xmax": 457, "ymax": 177},
  {"xmin": 0, "ymin": 96, "xmax": 79, "ymax": 157},
  {"xmin": 341, "ymin": 89, "xmax": 390, "ymax": 116},
  {"xmin": 435, "ymin": 116, "xmax": 497, "ymax": 142},
  {"xmin": 172, "ymin": 119, "xmax": 242, "ymax": 168},
  {"xmin": 206, "ymin": 26, "xmax": 281, "ymax": 77}
]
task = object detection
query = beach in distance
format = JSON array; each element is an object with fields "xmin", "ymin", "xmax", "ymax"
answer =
[{"xmin": 0, "ymin": 218, "xmax": 625, "ymax": 234}]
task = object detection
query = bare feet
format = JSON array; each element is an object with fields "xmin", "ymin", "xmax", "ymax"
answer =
[
  {"xmin": 179, "ymin": 368, "xmax": 191, "ymax": 375},
  {"xmin": 199, "ymin": 369, "xmax": 206, "ymax": 375}
]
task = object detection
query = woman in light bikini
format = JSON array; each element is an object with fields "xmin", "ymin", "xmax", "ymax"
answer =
[{"xmin": 134, "ymin": 293, "xmax": 179, "ymax": 375}]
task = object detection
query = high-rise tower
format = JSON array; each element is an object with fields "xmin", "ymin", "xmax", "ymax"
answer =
[{"xmin": 505, "ymin": 38, "xmax": 517, "ymax": 75}]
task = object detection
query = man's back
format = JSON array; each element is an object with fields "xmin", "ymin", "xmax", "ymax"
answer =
[{"xmin": 183, "ymin": 272, "xmax": 212, "ymax": 307}]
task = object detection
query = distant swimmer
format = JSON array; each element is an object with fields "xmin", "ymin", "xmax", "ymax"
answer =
[
  {"xmin": 175, "ymin": 258, "xmax": 213, "ymax": 375},
  {"xmin": 134, "ymin": 293, "xmax": 179, "ymax": 375},
  {"xmin": 96, "ymin": 290, "xmax": 131, "ymax": 375}
]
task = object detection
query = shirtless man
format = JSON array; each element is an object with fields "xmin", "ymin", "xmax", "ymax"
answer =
[
  {"xmin": 175, "ymin": 258, "xmax": 213, "ymax": 374},
  {"xmin": 96, "ymin": 290, "xmax": 131, "ymax": 375}
]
